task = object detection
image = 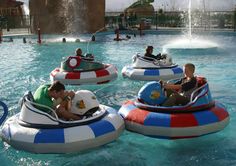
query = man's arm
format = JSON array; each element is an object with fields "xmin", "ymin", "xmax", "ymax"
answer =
[
  {"xmin": 164, "ymin": 83, "xmax": 181, "ymax": 91},
  {"xmin": 56, "ymin": 105, "xmax": 80, "ymax": 121}
]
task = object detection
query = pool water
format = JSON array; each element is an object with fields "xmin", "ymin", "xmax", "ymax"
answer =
[{"xmin": 0, "ymin": 31, "xmax": 236, "ymax": 166}]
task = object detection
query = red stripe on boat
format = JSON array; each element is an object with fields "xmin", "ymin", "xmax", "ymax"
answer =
[
  {"xmin": 50, "ymin": 68, "xmax": 60, "ymax": 77},
  {"xmin": 95, "ymin": 69, "xmax": 109, "ymax": 78},
  {"xmin": 126, "ymin": 108, "xmax": 149, "ymax": 125},
  {"xmin": 171, "ymin": 113, "xmax": 198, "ymax": 127},
  {"xmin": 65, "ymin": 72, "xmax": 81, "ymax": 79},
  {"xmin": 210, "ymin": 106, "xmax": 229, "ymax": 121},
  {"xmin": 124, "ymin": 100, "xmax": 135, "ymax": 106}
]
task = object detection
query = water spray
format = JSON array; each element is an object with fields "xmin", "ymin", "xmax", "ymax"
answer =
[
  {"xmin": 86, "ymin": 27, "xmax": 105, "ymax": 54},
  {"xmin": 188, "ymin": 0, "xmax": 192, "ymax": 39}
]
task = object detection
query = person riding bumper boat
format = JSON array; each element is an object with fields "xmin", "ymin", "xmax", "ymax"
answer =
[
  {"xmin": 50, "ymin": 52, "xmax": 118, "ymax": 85},
  {"xmin": 122, "ymin": 46, "xmax": 183, "ymax": 81},
  {"xmin": 0, "ymin": 90, "xmax": 124, "ymax": 153},
  {"xmin": 118, "ymin": 74, "xmax": 229, "ymax": 139}
]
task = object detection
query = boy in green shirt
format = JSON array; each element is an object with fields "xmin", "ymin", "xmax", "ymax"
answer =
[{"xmin": 33, "ymin": 81, "xmax": 80, "ymax": 120}]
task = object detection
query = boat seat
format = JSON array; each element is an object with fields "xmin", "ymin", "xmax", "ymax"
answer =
[
  {"xmin": 142, "ymin": 56, "xmax": 155, "ymax": 61},
  {"xmin": 25, "ymin": 91, "xmax": 34, "ymax": 102},
  {"xmin": 196, "ymin": 76, "xmax": 207, "ymax": 87},
  {"xmin": 190, "ymin": 77, "xmax": 208, "ymax": 102}
]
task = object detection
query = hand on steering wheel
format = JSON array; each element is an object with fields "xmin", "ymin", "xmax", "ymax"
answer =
[
  {"xmin": 159, "ymin": 80, "xmax": 167, "ymax": 89},
  {"xmin": 153, "ymin": 59, "xmax": 160, "ymax": 65}
]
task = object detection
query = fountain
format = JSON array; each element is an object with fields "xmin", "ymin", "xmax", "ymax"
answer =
[{"xmin": 163, "ymin": 0, "xmax": 218, "ymax": 51}]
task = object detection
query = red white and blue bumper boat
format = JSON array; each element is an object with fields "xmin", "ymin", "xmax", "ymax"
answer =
[
  {"xmin": 0, "ymin": 91, "xmax": 124, "ymax": 153},
  {"xmin": 122, "ymin": 54, "xmax": 183, "ymax": 81},
  {"xmin": 50, "ymin": 56, "xmax": 118, "ymax": 85},
  {"xmin": 118, "ymin": 77, "xmax": 229, "ymax": 139}
]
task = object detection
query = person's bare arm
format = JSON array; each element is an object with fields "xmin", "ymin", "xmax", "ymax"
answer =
[
  {"xmin": 56, "ymin": 93, "xmax": 80, "ymax": 121},
  {"xmin": 56, "ymin": 106, "xmax": 81, "ymax": 120},
  {"xmin": 164, "ymin": 83, "xmax": 181, "ymax": 91},
  {"xmin": 64, "ymin": 91, "xmax": 75, "ymax": 99}
]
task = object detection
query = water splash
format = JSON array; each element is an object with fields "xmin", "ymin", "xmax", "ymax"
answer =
[
  {"xmin": 163, "ymin": 37, "xmax": 218, "ymax": 50},
  {"xmin": 163, "ymin": 0, "xmax": 218, "ymax": 50},
  {"xmin": 23, "ymin": 4, "xmax": 29, "ymax": 15},
  {"xmin": 188, "ymin": 0, "xmax": 192, "ymax": 39},
  {"xmin": 86, "ymin": 27, "xmax": 106, "ymax": 53},
  {"xmin": 62, "ymin": 0, "xmax": 87, "ymax": 33}
]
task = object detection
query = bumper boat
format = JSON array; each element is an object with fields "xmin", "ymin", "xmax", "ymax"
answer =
[
  {"xmin": 50, "ymin": 56, "xmax": 118, "ymax": 85},
  {"xmin": 118, "ymin": 77, "xmax": 229, "ymax": 139},
  {"xmin": 122, "ymin": 54, "xmax": 183, "ymax": 81},
  {"xmin": 0, "ymin": 91, "xmax": 124, "ymax": 153}
]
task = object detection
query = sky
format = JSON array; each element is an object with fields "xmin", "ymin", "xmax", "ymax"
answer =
[{"xmin": 20, "ymin": 0, "xmax": 236, "ymax": 13}]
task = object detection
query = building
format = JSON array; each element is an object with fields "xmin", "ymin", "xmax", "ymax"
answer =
[
  {"xmin": 0, "ymin": 0, "xmax": 24, "ymax": 16},
  {"xmin": 0, "ymin": 0, "xmax": 25, "ymax": 29}
]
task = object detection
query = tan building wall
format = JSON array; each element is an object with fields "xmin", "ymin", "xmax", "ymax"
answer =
[{"xmin": 29, "ymin": 0, "xmax": 105, "ymax": 34}]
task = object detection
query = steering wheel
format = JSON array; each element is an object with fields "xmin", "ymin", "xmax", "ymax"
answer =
[
  {"xmin": 153, "ymin": 59, "xmax": 160, "ymax": 66},
  {"xmin": 159, "ymin": 80, "xmax": 167, "ymax": 97}
]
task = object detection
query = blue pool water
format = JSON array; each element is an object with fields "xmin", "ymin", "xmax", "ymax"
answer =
[{"xmin": 0, "ymin": 30, "xmax": 236, "ymax": 166}]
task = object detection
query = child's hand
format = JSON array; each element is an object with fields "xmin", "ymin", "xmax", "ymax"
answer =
[{"xmin": 68, "ymin": 91, "xmax": 75, "ymax": 99}]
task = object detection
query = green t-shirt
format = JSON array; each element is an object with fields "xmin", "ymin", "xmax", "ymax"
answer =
[{"xmin": 33, "ymin": 84, "xmax": 53, "ymax": 113}]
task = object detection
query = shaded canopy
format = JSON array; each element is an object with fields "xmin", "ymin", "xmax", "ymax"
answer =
[{"xmin": 0, "ymin": 0, "xmax": 23, "ymax": 8}]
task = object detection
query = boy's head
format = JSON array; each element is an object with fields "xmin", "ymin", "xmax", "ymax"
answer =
[
  {"xmin": 146, "ymin": 46, "xmax": 153, "ymax": 53},
  {"xmin": 48, "ymin": 81, "xmax": 65, "ymax": 99},
  {"xmin": 76, "ymin": 48, "xmax": 82, "ymax": 56},
  {"xmin": 184, "ymin": 63, "xmax": 195, "ymax": 76}
]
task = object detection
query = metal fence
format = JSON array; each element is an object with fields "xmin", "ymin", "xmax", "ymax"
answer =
[
  {"xmin": 0, "ymin": 10, "xmax": 236, "ymax": 33},
  {"xmin": 105, "ymin": 10, "xmax": 236, "ymax": 31},
  {"xmin": 0, "ymin": 15, "xmax": 30, "ymax": 29}
]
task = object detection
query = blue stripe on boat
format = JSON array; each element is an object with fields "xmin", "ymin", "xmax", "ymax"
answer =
[
  {"xmin": 172, "ymin": 67, "xmax": 183, "ymax": 74},
  {"xmin": 34, "ymin": 129, "xmax": 65, "ymax": 143},
  {"xmin": 89, "ymin": 120, "xmax": 115, "ymax": 137},
  {"xmin": 144, "ymin": 112, "xmax": 171, "ymax": 127},
  {"xmin": 144, "ymin": 69, "xmax": 160, "ymax": 76},
  {"xmin": 193, "ymin": 110, "xmax": 219, "ymax": 125}
]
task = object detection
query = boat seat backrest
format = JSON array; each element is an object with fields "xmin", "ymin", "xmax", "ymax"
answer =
[
  {"xmin": 196, "ymin": 77, "xmax": 207, "ymax": 87},
  {"xmin": 190, "ymin": 77, "xmax": 209, "ymax": 102},
  {"xmin": 24, "ymin": 91, "xmax": 34, "ymax": 102}
]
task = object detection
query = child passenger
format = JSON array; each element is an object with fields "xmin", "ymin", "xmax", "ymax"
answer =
[{"xmin": 162, "ymin": 63, "xmax": 197, "ymax": 106}]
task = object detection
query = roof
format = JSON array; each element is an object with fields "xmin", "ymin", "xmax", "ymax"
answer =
[{"xmin": 0, "ymin": 0, "xmax": 24, "ymax": 8}]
